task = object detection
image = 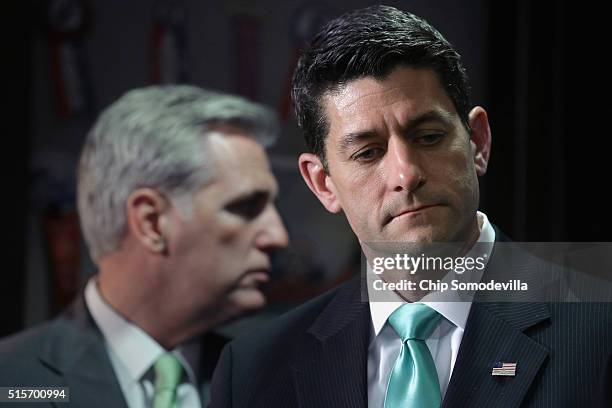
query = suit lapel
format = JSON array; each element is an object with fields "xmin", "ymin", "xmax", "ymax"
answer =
[
  {"xmin": 39, "ymin": 297, "xmax": 128, "ymax": 408},
  {"xmin": 442, "ymin": 302, "xmax": 549, "ymax": 408},
  {"xmin": 443, "ymin": 232, "xmax": 551, "ymax": 408},
  {"xmin": 292, "ymin": 277, "xmax": 370, "ymax": 408},
  {"xmin": 57, "ymin": 340, "xmax": 129, "ymax": 408}
]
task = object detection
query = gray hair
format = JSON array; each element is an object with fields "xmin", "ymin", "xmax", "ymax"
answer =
[{"xmin": 77, "ymin": 85, "xmax": 279, "ymax": 262}]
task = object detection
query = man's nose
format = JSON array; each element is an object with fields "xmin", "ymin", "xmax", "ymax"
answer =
[
  {"xmin": 256, "ymin": 205, "xmax": 289, "ymax": 251},
  {"xmin": 384, "ymin": 136, "xmax": 426, "ymax": 193}
]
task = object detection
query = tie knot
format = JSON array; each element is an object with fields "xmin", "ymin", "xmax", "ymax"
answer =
[
  {"xmin": 154, "ymin": 352, "xmax": 183, "ymax": 391},
  {"xmin": 388, "ymin": 303, "xmax": 441, "ymax": 341}
]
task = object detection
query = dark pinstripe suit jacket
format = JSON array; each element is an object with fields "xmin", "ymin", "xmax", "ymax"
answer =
[{"xmin": 210, "ymin": 235, "xmax": 612, "ymax": 407}]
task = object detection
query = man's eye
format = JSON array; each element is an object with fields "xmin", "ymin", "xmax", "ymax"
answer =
[
  {"xmin": 353, "ymin": 147, "xmax": 384, "ymax": 162},
  {"xmin": 416, "ymin": 133, "xmax": 445, "ymax": 146},
  {"xmin": 226, "ymin": 193, "xmax": 268, "ymax": 220}
]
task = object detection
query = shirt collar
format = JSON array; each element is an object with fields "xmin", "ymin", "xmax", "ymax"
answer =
[
  {"xmin": 368, "ymin": 211, "xmax": 496, "ymax": 336},
  {"xmin": 84, "ymin": 279, "xmax": 200, "ymax": 385}
]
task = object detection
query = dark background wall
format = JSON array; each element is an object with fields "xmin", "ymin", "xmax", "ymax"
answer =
[
  {"xmin": 484, "ymin": 0, "xmax": 611, "ymax": 243},
  {"xmin": 3, "ymin": 0, "xmax": 609, "ymax": 337}
]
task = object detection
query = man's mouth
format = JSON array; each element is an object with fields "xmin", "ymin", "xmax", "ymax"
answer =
[
  {"xmin": 245, "ymin": 268, "xmax": 271, "ymax": 284},
  {"xmin": 384, "ymin": 204, "xmax": 440, "ymax": 225}
]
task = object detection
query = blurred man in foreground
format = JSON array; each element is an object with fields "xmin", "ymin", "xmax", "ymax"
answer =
[
  {"xmin": 0, "ymin": 85, "xmax": 288, "ymax": 407},
  {"xmin": 210, "ymin": 5, "xmax": 611, "ymax": 407}
]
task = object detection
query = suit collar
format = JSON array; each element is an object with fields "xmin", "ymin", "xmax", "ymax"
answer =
[
  {"xmin": 307, "ymin": 275, "xmax": 368, "ymax": 341},
  {"xmin": 38, "ymin": 295, "xmax": 129, "ymax": 408},
  {"xmin": 84, "ymin": 278, "xmax": 166, "ymax": 382},
  {"xmin": 292, "ymin": 276, "xmax": 370, "ymax": 408}
]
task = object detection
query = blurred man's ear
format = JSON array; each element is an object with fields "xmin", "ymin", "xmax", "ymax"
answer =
[
  {"xmin": 298, "ymin": 153, "xmax": 342, "ymax": 214},
  {"xmin": 125, "ymin": 188, "xmax": 170, "ymax": 254},
  {"xmin": 468, "ymin": 106, "xmax": 492, "ymax": 176}
]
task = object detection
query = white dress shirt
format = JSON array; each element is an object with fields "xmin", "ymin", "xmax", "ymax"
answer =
[
  {"xmin": 367, "ymin": 211, "xmax": 495, "ymax": 407},
  {"xmin": 85, "ymin": 280, "xmax": 202, "ymax": 408}
]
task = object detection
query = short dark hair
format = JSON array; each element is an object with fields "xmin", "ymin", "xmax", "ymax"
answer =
[{"xmin": 291, "ymin": 5, "xmax": 471, "ymax": 168}]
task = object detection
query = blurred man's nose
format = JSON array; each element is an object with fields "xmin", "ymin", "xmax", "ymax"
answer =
[
  {"xmin": 384, "ymin": 135, "xmax": 426, "ymax": 194},
  {"xmin": 256, "ymin": 205, "xmax": 289, "ymax": 251}
]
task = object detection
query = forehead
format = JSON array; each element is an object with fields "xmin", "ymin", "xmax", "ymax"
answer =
[
  {"xmin": 322, "ymin": 67, "xmax": 456, "ymax": 140},
  {"xmin": 206, "ymin": 130, "xmax": 277, "ymax": 197}
]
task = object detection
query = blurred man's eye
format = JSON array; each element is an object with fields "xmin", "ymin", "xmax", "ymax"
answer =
[{"xmin": 226, "ymin": 192, "xmax": 268, "ymax": 220}]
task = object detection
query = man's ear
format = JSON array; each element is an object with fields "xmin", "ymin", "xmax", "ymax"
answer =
[
  {"xmin": 125, "ymin": 188, "xmax": 171, "ymax": 254},
  {"xmin": 298, "ymin": 153, "xmax": 342, "ymax": 213},
  {"xmin": 468, "ymin": 106, "xmax": 492, "ymax": 176}
]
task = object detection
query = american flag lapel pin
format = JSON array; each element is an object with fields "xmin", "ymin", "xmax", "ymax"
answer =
[{"xmin": 491, "ymin": 362, "xmax": 517, "ymax": 376}]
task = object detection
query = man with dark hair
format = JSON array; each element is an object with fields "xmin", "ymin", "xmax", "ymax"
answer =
[
  {"xmin": 0, "ymin": 85, "xmax": 288, "ymax": 407},
  {"xmin": 292, "ymin": 4, "xmax": 472, "ymax": 169},
  {"xmin": 210, "ymin": 5, "xmax": 611, "ymax": 407}
]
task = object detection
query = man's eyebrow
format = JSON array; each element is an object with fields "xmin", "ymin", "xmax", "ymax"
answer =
[
  {"xmin": 337, "ymin": 131, "xmax": 377, "ymax": 155},
  {"xmin": 336, "ymin": 110, "xmax": 456, "ymax": 155},
  {"xmin": 227, "ymin": 186, "xmax": 277, "ymax": 205},
  {"xmin": 402, "ymin": 110, "xmax": 455, "ymax": 134},
  {"xmin": 225, "ymin": 190, "xmax": 269, "ymax": 208}
]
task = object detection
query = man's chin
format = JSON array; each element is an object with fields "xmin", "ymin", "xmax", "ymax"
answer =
[
  {"xmin": 230, "ymin": 288, "xmax": 268, "ymax": 313},
  {"xmin": 388, "ymin": 226, "xmax": 446, "ymax": 244}
]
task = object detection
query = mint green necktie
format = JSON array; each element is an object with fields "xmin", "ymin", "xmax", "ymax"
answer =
[
  {"xmin": 384, "ymin": 303, "xmax": 442, "ymax": 408},
  {"xmin": 153, "ymin": 353, "xmax": 183, "ymax": 408}
]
